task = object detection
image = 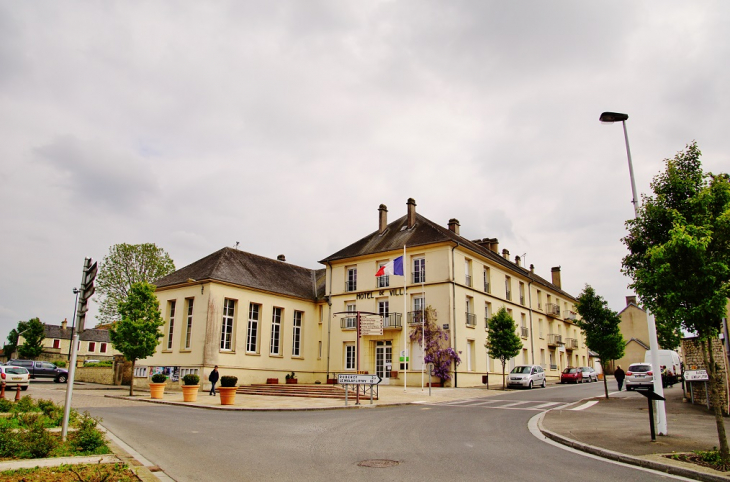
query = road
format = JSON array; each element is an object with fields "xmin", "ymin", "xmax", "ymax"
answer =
[{"xmin": 17, "ymin": 379, "xmax": 688, "ymax": 482}]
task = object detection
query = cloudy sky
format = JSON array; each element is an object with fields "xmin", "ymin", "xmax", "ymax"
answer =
[{"xmin": 2, "ymin": 2, "xmax": 729, "ymax": 343}]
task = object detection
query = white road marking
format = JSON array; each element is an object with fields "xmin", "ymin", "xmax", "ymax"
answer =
[
  {"xmin": 533, "ymin": 402, "xmax": 561, "ymax": 409},
  {"xmin": 499, "ymin": 401, "xmax": 531, "ymax": 408},
  {"xmin": 570, "ymin": 400, "xmax": 599, "ymax": 411}
]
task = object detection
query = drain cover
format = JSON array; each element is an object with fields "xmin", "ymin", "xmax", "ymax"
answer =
[{"xmin": 358, "ymin": 459, "xmax": 400, "ymax": 468}]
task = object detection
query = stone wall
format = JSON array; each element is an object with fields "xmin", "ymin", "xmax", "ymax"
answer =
[
  {"xmin": 681, "ymin": 336, "xmax": 729, "ymax": 414},
  {"xmin": 74, "ymin": 366, "xmax": 115, "ymax": 385}
]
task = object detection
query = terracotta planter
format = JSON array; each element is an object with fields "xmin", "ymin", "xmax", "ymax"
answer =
[
  {"xmin": 182, "ymin": 384, "xmax": 200, "ymax": 402},
  {"xmin": 149, "ymin": 382, "xmax": 166, "ymax": 399},
  {"xmin": 391, "ymin": 371, "xmax": 399, "ymax": 378},
  {"xmin": 266, "ymin": 378, "xmax": 279, "ymax": 384},
  {"xmin": 218, "ymin": 386, "xmax": 238, "ymax": 405},
  {"xmin": 286, "ymin": 378, "xmax": 298, "ymax": 384},
  {"xmin": 327, "ymin": 379, "xmax": 337, "ymax": 385}
]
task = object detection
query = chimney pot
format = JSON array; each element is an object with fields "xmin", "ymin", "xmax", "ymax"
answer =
[
  {"xmin": 502, "ymin": 248, "xmax": 510, "ymax": 259},
  {"xmin": 277, "ymin": 254, "xmax": 286, "ymax": 262},
  {"xmin": 61, "ymin": 318, "xmax": 68, "ymax": 330},
  {"xmin": 626, "ymin": 295, "xmax": 637, "ymax": 306},
  {"xmin": 551, "ymin": 266, "xmax": 562, "ymax": 289},
  {"xmin": 407, "ymin": 198, "xmax": 417, "ymax": 228},
  {"xmin": 515, "ymin": 255, "xmax": 521, "ymax": 267},
  {"xmin": 490, "ymin": 238, "xmax": 499, "ymax": 253},
  {"xmin": 530, "ymin": 264, "xmax": 535, "ymax": 273},
  {"xmin": 378, "ymin": 204, "xmax": 388, "ymax": 234},
  {"xmin": 448, "ymin": 218, "xmax": 460, "ymax": 235}
]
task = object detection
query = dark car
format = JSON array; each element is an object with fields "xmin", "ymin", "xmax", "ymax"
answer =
[
  {"xmin": 6, "ymin": 359, "xmax": 68, "ymax": 383},
  {"xmin": 560, "ymin": 367, "xmax": 583, "ymax": 384}
]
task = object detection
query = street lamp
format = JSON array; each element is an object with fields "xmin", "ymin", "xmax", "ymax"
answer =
[
  {"xmin": 599, "ymin": 111, "xmax": 667, "ymax": 435},
  {"xmin": 69, "ymin": 288, "xmax": 80, "ymax": 360}
]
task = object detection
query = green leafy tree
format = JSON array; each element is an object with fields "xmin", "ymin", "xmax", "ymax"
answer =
[
  {"xmin": 574, "ymin": 285, "xmax": 625, "ymax": 399},
  {"xmin": 16, "ymin": 318, "xmax": 46, "ymax": 359},
  {"xmin": 622, "ymin": 142, "xmax": 730, "ymax": 461},
  {"xmin": 655, "ymin": 317, "xmax": 682, "ymax": 350},
  {"xmin": 95, "ymin": 243, "xmax": 175, "ymax": 325},
  {"xmin": 4, "ymin": 328, "xmax": 21, "ymax": 359},
  {"xmin": 486, "ymin": 307, "xmax": 523, "ymax": 389},
  {"xmin": 109, "ymin": 282, "xmax": 165, "ymax": 396}
]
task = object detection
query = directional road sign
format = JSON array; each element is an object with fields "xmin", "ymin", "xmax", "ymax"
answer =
[
  {"xmin": 338, "ymin": 374, "xmax": 382, "ymax": 385},
  {"xmin": 359, "ymin": 315, "xmax": 383, "ymax": 336},
  {"xmin": 684, "ymin": 370, "xmax": 708, "ymax": 381}
]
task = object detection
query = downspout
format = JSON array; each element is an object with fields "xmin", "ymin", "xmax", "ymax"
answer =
[
  {"xmin": 451, "ymin": 243, "xmax": 458, "ymax": 388},
  {"xmin": 326, "ymin": 261, "xmax": 333, "ymax": 381}
]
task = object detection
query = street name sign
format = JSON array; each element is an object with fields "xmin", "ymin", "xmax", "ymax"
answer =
[
  {"xmin": 684, "ymin": 370, "xmax": 709, "ymax": 381},
  {"xmin": 338, "ymin": 374, "xmax": 382, "ymax": 385},
  {"xmin": 359, "ymin": 315, "xmax": 383, "ymax": 336}
]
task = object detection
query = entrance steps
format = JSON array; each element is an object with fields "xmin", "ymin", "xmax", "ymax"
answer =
[{"xmin": 235, "ymin": 384, "xmax": 378, "ymax": 400}]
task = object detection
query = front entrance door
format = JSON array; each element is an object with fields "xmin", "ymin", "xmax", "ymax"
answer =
[{"xmin": 376, "ymin": 341, "xmax": 392, "ymax": 385}]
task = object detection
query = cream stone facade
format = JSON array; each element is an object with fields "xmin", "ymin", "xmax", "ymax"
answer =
[
  {"xmin": 137, "ymin": 199, "xmax": 588, "ymax": 390},
  {"xmin": 611, "ymin": 296, "xmax": 650, "ymax": 372}
]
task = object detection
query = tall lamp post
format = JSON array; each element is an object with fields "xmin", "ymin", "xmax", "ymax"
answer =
[
  {"xmin": 69, "ymin": 288, "xmax": 80, "ymax": 360},
  {"xmin": 599, "ymin": 111, "xmax": 667, "ymax": 435}
]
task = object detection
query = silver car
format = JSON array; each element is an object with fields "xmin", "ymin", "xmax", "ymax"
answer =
[
  {"xmin": 507, "ymin": 364, "xmax": 546, "ymax": 389},
  {"xmin": 626, "ymin": 363, "xmax": 654, "ymax": 390}
]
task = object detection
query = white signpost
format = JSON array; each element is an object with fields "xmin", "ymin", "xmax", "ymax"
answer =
[
  {"xmin": 684, "ymin": 370, "xmax": 708, "ymax": 381},
  {"xmin": 338, "ymin": 374, "xmax": 382, "ymax": 406},
  {"xmin": 359, "ymin": 315, "xmax": 383, "ymax": 336}
]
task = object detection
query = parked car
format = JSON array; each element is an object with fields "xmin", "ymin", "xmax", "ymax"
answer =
[
  {"xmin": 1, "ymin": 365, "xmax": 30, "ymax": 390},
  {"xmin": 625, "ymin": 363, "xmax": 654, "ymax": 391},
  {"xmin": 507, "ymin": 365, "xmax": 546, "ymax": 389},
  {"xmin": 580, "ymin": 366, "xmax": 598, "ymax": 382},
  {"xmin": 560, "ymin": 367, "xmax": 583, "ymax": 384},
  {"xmin": 6, "ymin": 359, "xmax": 68, "ymax": 383}
]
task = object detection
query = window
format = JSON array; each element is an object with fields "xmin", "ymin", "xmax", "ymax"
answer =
[
  {"xmin": 413, "ymin": 257, "xmax": 425, "ymax": 283},
  {"xmin": 537, "ymin": 290, "xmax": 542, "ymax": 309},
  {"xmin": 345, "ymin": 303, "xmax": 356, "ymax": 329},
  {"xmin": 378, "ymin": 300, "xmax": 389, "ymax": 317},
  {"xmin": 539, "ymin": 318, "xmax": 544, "ymax": 338},
  {"xmin": 292, "ymin": 311, "xmax": 303, "ymax": 357},
  {"xmin": 184, "ymin": 298, "xmax": 194, "ymax": 350},
  {"xmin": 465, "ymin": 296, "xmax": 476, "ymax": 327},
  {"xmin": 180, "ymin": 368, "xmax": 199, "ymax": 377},
  {"xmin": 467, "ymin": 340, "xmax": 475, "ymax": 371},
  {"xmin": 465, "ymin": 259, "xmax": 472, "ymax": 287},
  {"xmin": 519, "ymin": 282, "xmax": 525, "ymax": 305},
  {"xmin": 505, "ymin": 276, "xmax": 512, "ymax": 301},
  {"xmin": 484, "ymin": 267, "xmax": 491, "ymax": 293},
  {"xmin": 318, "ymin": 341, "xmax": 322, "ymax": 359},
  {"xmin": 167, "ymin": 300, "xmax": 176, "ymax": 350},
  {"xmin": 345, "ymin": 344, "xmax": 356, "ymax": 370},
  {"xmin": 247, "ymin": 303, "xmax": 260, "ymax": 353},
  {"xmin": 88, "ymin": 342, "xmax": 96, "ymax": 352},
  {"xmin": 270, "ymin": 307, "xmax": 282, "ymax": 355},
  {"xmin": 52, "ymin": 339, "xmax": 61, "ymax": 349},
  {"xmin": 411, "ymin": 296, "xmax": 425, "ymax": 324},
  {"xmin": 220, "ymin": 299, "xmax": 235, "ymax": 351},
  {"xmin": 485, "ymin": 302, "xmax": 492, "ymax": 329},
  {"xmin": 346, "ymin": 266, "xmax": 357, "ymax": 292},
  {"xmin": 377, "ymin": 261, "xmax": 390, "ymax": 288},
  {"xmin": 134, "ymin": 366, "xmax": 148, "ymax": 378},
  {"xmin": 100, "ymin": 343, "xmax": 107, "ymax": 353}
]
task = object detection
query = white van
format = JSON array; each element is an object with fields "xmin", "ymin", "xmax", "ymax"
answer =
[{"xmin": 644, "ymin": 350, "xmax": 681, "ymax": 386}]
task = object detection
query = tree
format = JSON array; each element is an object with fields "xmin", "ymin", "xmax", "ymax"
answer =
[
  {"xmin": 486, "ymin": 307, "xmax": 523, "ymax": 389},
  {"xmin": 4, "ymin": 328, "xmax": 21, "ymax": 359},
  {"xmin": 95, "ymin": 243, "xmax": 175, "ymax": 325},
  {"xmin": 16, "ymin": 318, "xmax": 46, "ymax": 359},
  {"xmin": 409, "ymin": 306, "xmax": 461, "ymax": 386},
  {"xmin": 622, "ymin": 142, "xmax": 730, "ymax": 461},
  {"xmin": 574, "ymin": 285, "xmax": 625, "ymax": 399},
  {"xmin": 655, "ymin": 317, "xmax": 682, "ymax": 350},
  {"xmin": 109, "ymin": 282, "xmax": 165, "ymax": 396}
]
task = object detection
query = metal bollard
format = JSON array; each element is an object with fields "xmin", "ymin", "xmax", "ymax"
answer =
[
  {"xmin": 0, "ymin": 382, "xmax": 5, "ymax": 399},
  {"xmin": 15, "ymin": 384, "xmax": 21, "ymax": 402}
]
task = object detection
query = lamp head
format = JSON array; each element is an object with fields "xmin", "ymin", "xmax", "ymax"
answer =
[{"xmin": 599, "ymin": 112, "xmax": 629, "ymax": 123}]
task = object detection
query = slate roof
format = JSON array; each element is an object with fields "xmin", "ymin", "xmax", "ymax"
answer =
[
  {"xmin": 319, "ymin": 212, "xmax": 575, "ymax": 300},
  {"xmin": 44, "ymin": 324, "xmax": 111, "ymax": 342},
  {"xmin": 154, "ymin": 247, "xmax": 326, "ymax": 301}
]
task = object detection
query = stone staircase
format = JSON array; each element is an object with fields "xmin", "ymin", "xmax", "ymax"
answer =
[{"xmin": 235, "ymin": 384, "xmax": 378, "ymax": 400}]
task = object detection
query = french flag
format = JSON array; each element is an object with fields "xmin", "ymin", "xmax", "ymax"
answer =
[{"xmin": 375, "ymin": 256, "xmax": 404, "ymax": 277}]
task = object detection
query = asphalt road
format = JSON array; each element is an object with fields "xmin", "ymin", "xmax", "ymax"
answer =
[{"xmin": 63, "ymin": 380, "xmax": 690, "ymax": 482}]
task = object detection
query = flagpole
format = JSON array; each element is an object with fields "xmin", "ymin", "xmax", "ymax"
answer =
[
  {"xmin": 421, "ymin": 278, "xmax": 425, "ymax": 391},
  {"xmin": 403, "ymin": 244, "xmax": 407, "ymax": 393}
]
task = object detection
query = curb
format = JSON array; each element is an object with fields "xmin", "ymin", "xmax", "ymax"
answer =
[{"xmin": 536, "ymin": 413, "xmax": 729, "ymax": 482}]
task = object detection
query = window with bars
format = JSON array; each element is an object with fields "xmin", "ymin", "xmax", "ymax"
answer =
[
  {"xmin": 292, "ymin": 311, "xmax": 303, "ymax": 357},
  {"xmin": 167, "ymin": 300, "xmax": 176, "ymax": 350},
  {"xmin": 184, "ymin": 299, "xmax": 194, "ymax": 350},
  {"xmin": 270, "ymin": 307, "xmax": 282, "ymax": 355},
  {"xmin": 220, "ymin": 299, "xmax": 235, "ymax": 351},
  {"xmin": 247, "ymin": 303, "xmax": 260, "ymax": 353}
]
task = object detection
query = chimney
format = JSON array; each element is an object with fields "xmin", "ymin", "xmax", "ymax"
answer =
[
  {"xmin": 277, "ymin": 254, "xmax": 286, "ymax": 262},
  {"xmin": 551, "ymin": 266, "xmax": 562, "ymax": 289},
  {"xmin": 515, "ymin": 255, "xmax": 521, "ymax": 267},
  {"xmin": 626, "ymin": 295, "xmax": 637, "ymax": 306},
  {"xmin": 490, "ymin": 238, "xmax": 499, "ymax": 253},
  {"xmin": 448, "ymin": 218, "xmax": 460, "ymax": 235},
  {"xmin": 502, "ymin": 248, "xmax": 510, "ymax": 259},
  {"xmin": 61, "ymin": 318, "xmax": 67, "ymax": 330},
  {"xmin": 378, "ymin": 204, "xmax": 388, "ymax": 233},
  {"xmin": 407, "ymin": 198, "xmax": 417, "ymax": 228},
  {"xmin": 530, "ymin": 264, "xmax": 535, "ymax": 273}
]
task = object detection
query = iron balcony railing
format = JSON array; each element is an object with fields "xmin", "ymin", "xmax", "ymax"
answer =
[
  {"xmin": 550, "ymin": 364, "xmax": 558, "ymax": 370},
  {"xmin": 545, "ymin": 303, "xmax": 561, "ymax": 318},
  {"xmin": 345, "ymin": 281, "xmax": 357, "ymax": 292},
  {"xmin": 465, "ymin": 312, "xmax": 477, "ymax": 327},
  {"xmin": 484, "ymin": 281, "xmax": 490, "ymax": 293},
  {"xmin": 564, "ymin": 338, "xmax": 578, "ymax": 350},
  {"xmin": 408, "ymin": 311, "xmax": 426, "ymax": 325},
  {"xmin": 564, "ymin": 311, "xmax": 577, "ymax": 321},
  {"xmin": 465, "ymin": 275, "xmax": 472, "ymax": 287},
  {"xmin": 521, "ymin": 326, "xmax": 529, "ymax": 338},
  {"xmin": 547, "ymin": 333, "xmax": 562, "ymax": 346},
  {"xmin": 341, "ymin": 317, "xmax": 357, "ymax": 330},
  {"xmin": 382, "ymin": 313, "xmax": 402, "ymax": 329},
  {"xmin": 506, "ymin": 290, "xmax": 512, "ymax": 301}
]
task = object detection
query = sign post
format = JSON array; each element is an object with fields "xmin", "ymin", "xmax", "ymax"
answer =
[
  {"xmin": 338, "ymin": 374, "xmax": 382, "ymax": 406},
  {"xmin": 636, "ymin": 386, "xmax": 666, "ymax": 441}
]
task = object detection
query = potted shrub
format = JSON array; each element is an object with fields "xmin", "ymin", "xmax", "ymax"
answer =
[
  {"xmin": 181, "ymin": 374, "xmax": 200, "ymax": 402},
  {"xmin": 149, "ymin": 373, "xmax": 167, "ymax": 399},
  {"xmin": 285, "ymin": 372, "xmax": 297, "ymax": 384},
  {"xmin": 218, "ymin": 375, "xmax": 238, "ymax": 405},
  {"xmin": 266, "ymin": 377, "xmax": 279, "ymax": 384}
]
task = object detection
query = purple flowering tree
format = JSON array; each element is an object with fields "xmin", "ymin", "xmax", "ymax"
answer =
[{"xmin": 409, "ymin": 306, "xmax": 461, "ymax": 385}]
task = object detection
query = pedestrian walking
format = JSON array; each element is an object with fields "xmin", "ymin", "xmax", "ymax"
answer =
[
  {"xmin": 209, "ymin": 366, "xmax": 219, "ymax": 396},
  {"xmin": 614, "ymin": 365, "xmax": 625, "ymax": 391}
]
